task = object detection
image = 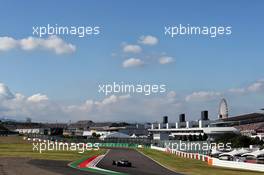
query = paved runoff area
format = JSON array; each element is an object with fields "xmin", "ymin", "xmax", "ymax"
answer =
[
  {"xmin": 0, "ymin": 158, "xmax": 100, "ymax": 175},
  {"xmin": 0, "ymin": 149, "xmax": 182, "ymax": 175}
]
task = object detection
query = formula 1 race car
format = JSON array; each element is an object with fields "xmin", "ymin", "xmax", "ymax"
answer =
[{"xmin": 112, "ymin": 160, "xmax": 132, "ymax": 167}]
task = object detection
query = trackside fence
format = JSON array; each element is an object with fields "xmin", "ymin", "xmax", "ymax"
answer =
[{"xmin": 150, "ymin": 145, "xmax": 264, "ymax": 172}]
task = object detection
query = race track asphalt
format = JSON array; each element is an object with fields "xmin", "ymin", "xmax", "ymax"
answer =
[
  {"xmin": 97, "ymin": 148, "xmax": 182, "ymax": 175},
  {"xmin": 0, "ymin": 149, "xmax": 183, "ymax": 175}
]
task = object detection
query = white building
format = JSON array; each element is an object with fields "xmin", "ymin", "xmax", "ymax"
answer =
[{"xmin": 149, "ymin": 112, "xmax": 238, "ymax": 140}]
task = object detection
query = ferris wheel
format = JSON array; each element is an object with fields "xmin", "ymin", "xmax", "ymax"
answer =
[{"xmin": 219, "ymin": 98, "xmax": 228, "ymax": 119}]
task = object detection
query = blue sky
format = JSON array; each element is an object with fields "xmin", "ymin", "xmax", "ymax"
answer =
[{"xmin": 0, "ymin": 1, "xmax": 263, "ymax": 122}]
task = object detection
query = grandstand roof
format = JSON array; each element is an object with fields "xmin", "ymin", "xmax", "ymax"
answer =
[
  {"xmin": 242, "ymin": 149, "xmax": 264, "ymax": 158},
  {"xmin": 211, "ymin": 148, "xmax": 222, "ymax": 155},
  {"xmin": 224, "ymin": 113, "xmax": 264, "ymax": 122},
  {"xmin": 219, "ymin": 148, "xmax": 250, "ymax": 157},
  {"xmin": 234, "ymin": 122, "xmax": 264, "ymax": 131}
]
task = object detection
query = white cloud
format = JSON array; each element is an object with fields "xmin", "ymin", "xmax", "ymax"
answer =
[
  {"xmin": 14, "ymin": 93, "xmax": 26, "ymax": 101},
  {"xmin": 2, "ymin": 78, "xmax": 264, "ymax": 122},
  {"xmin": 0, "ymin": 35, "xmax": 76, "ymax": 54},
  {"xmin": 228, "ymin": 79, "xmax": 264, "ymax": 95},
  {"xmin": 247, "ymin": 80, "xmax": 264, "ymax": 92},
  {"xmin": 67, "ymin": 95, "xmax": 130, "ymax": 111},
  {"xmin": 138, "ymin": 35, "xmax": 158, "ymax": 45},
  {"xmin": 0, "ymin": 84, "xmax": 64, "ymax": 122},
  {"xmin": 95, "ymin": 95, "xmax": 130, "ymax": 107},
  {"xmin": 166, "ymin": 91, "xmax": 178, "ymax": 104},
  {"xmin": 122, "ymin": 58, "xmax": 144, "ymax": 68},
  {"xmin": 123, "ymin": 44, "xmax": 142, "ymax": 53},
  {"xmin": 185, "ymin": 91, "xmax": 221, "ymax": 102},
  {"xmin": 66, "ymin": 100, "xmax": 94, "ymax": 113},
  {"xmin": 167, "ymin": 91, "xmax": 177, "ymax": 98},
  {"xmin": 0, "ymin": 37, "xmax": 17, "ymax": 51},
  {"xmin": 159, "ymin": 56, "xmax": 174, "ymax": 64},
  {"xmin": 0, "ymin": 83, "xmax": 14, "ymax": 100},
  {"xmin": 27, "ymin": 93, "xmax": 48, "ymax": 102},
  {"xmin": 228, "ymin": 88, "xmax": 245, "ymax": 94},
  {"xmin": 0, "ymin": 83, "xmax": 201, "ymax": 122}
]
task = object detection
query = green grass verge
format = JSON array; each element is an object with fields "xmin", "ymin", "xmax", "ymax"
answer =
[
  {"xmin": 138, "ymin": 148, "xmax": 264, "ymax": 175},
  {"xmin": 0, "ymin": 136, "xmax": 105, "ymax": 161}
]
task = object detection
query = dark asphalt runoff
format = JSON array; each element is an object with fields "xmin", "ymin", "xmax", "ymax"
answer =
[
  {"xmin": 29, "ymin": 159, "xmax": 102, "ymax": 175},
  {"xmin": 97, "ymin": 148, "xmax": 182, "ymax": 175}
]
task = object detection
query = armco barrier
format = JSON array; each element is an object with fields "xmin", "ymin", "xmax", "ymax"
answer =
[
  {"xmin": 151, "ymin": 145, "xmax": 166, "ymax": 152},
  {"xmin": 208, "ymin": 157, "xmax": 264, "ymax": 172},
  {"xmin": 98, "ymin": 142, "xmax": 139, "ymax": 148},
  {"xmin": 151, "ymin": 145, "xmax": 264, "ymax": 173},
  {"xmin": 151, "ymin": 145, "xmax": 209, "ymax": 162}
]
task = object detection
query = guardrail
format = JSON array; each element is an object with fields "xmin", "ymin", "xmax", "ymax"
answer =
[
  {"xmin": 98, "ymin": 143, "xmax": 140, "ymax": 148},
  {"xmin": 208, "ymin": 157, "xmax": 264, "ymax": 172},
  {"xmin": 151, "ymin": 145, "xmax": 210, "ymax": 161},
  {"xmin": 150, "ymin": 145, "xmax": 264, "ymax": 173}
]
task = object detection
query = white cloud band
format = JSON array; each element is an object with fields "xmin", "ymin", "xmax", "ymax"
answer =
[{"xmin": 0, "ymin": 35, "xmax": 76, "ymax": 54}]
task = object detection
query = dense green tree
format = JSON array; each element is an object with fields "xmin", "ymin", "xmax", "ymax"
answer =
[
  {"xmin": 198, "ymin": 134, "xmax": 203, "ymax": 141},
  {"xmin": 215, "ymin": 133, "xmax": 263, "ymax": 148}
]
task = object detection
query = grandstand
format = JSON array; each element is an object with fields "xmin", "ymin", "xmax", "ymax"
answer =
[
  {"xmin": 217, "ymin": 113, "xmax": 264, "ymax": 140},
  {"xmin": 222, "ymin": 113, "xmax": 264, "ymax": 125}
]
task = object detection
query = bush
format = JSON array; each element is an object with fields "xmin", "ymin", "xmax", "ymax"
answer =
[{"xmin": 215, "ymin": 133, "xmax": 263, "ymax": 148}]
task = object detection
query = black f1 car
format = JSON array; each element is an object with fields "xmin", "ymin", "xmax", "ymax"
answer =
[{"xmin": 112, "ymin": 160, "xmax": 132, "ymax": 167}]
